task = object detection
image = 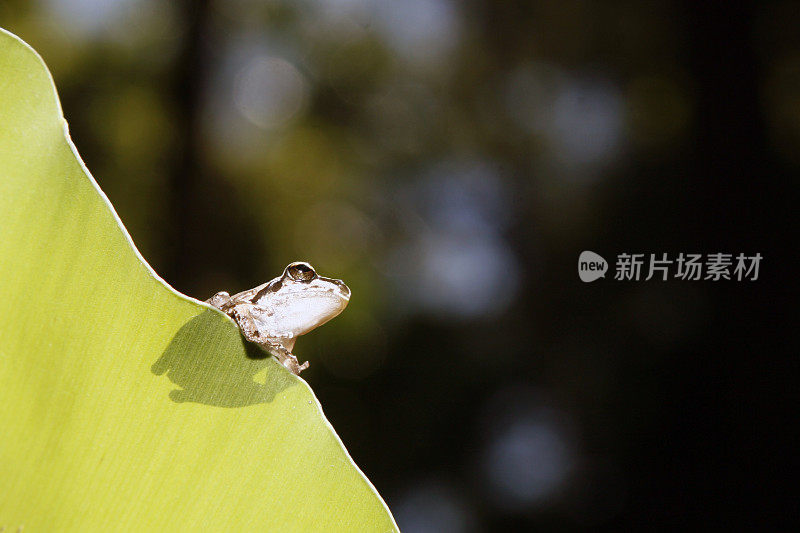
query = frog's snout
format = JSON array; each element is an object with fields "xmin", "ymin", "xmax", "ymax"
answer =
[{"xmin": 333, "ymin": 279, "xmax": 350, "ymax": 301}]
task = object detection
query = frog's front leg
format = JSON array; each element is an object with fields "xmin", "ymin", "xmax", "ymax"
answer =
[
  {"xmin": 228, "ymin": 304, "xmax": 309, "ymax": 375},
  {"xmin": 261, "ymin": 339, "xmax": 309, "ymax": 375}
]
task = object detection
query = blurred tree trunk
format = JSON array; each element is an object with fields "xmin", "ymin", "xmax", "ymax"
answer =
[{"xmin": 164, "ymin": 0, "xmax": 210, "ymax": 293}]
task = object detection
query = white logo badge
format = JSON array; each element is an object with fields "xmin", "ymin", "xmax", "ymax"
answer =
[{"xmin": 578, "ymin": 251, "xmax": 607, "ymax": 282}]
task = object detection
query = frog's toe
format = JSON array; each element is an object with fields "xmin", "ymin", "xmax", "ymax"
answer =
[
  {"xmin": 206, "ymin": 291, "xmax": 231, "ymax": 309},
  {"xmin": 282, "ymin": 358, "xmax": 309, "ymax": 375}
]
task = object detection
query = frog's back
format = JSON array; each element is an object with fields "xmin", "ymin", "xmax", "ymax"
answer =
[{"xmin": 230, "ymin": 282, "xmax": 270, "ymax": 304}]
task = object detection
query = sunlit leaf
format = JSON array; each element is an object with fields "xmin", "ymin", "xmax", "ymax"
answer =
[{"xmin": 0, "ymin": 28, "xmax": 396, "ymax": 531}]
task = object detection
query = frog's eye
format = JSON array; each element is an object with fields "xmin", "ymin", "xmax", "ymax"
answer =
[{"xmin": 286, "ymin": 262, "xmax": 317, "ymax": 282}]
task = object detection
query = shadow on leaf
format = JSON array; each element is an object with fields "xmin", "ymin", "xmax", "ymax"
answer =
[{"xmin": 152, "ymin": 309, "xmax": 296, "ymax": 407}]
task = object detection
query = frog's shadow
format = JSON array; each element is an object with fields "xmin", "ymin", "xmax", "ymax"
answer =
[{"xmin": 151, "ymin": 309, "xmax": 296, "ymax": 407}]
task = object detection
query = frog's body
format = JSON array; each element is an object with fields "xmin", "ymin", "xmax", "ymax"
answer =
[{"xmin": 206, "ymin": 262, "xmax": 350, "ymax": 374}]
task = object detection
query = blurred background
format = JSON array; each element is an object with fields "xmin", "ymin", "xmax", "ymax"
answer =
[{"xmin": 1, "ymin": 0, "xmax": 795, "ymax": 530}]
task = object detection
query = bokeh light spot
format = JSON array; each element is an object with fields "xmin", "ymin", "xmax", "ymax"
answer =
[
  {"xmin": 393, "ymin": 479, "xmax": 474, "ymax": 533},
  {"xmin": 234, "ymin": 56, "xmax": 309, "ymax": 129}
]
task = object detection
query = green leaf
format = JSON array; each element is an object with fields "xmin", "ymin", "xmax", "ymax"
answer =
[{"xmin": 0, "ymin": 28, "xmax": 397, "ymax": 531}]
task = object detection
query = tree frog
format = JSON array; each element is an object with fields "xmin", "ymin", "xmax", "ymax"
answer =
[{"xmin": 206, "ymin": 261, "xmax": 350, "ymax": 375}]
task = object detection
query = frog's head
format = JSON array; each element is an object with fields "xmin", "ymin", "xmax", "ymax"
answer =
[{"xmin": 253, "ymin": 261, "xmax": 350, "ymax": 338}]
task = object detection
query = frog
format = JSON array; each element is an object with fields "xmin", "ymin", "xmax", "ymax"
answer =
[{"xmin": 206, "ymin": 261, "xmax": 350, "ymax": 375}]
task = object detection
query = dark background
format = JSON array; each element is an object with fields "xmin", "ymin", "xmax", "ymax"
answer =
[{"xmin": 2, "ymin": 0, "xmax": 796, "ymax": 530}]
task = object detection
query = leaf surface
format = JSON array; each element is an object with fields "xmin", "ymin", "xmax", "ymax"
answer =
[{"xmin": 0, "ymin": 28, "xmax": 396, "ymax": 532}]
